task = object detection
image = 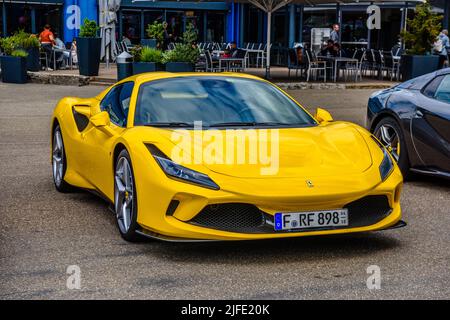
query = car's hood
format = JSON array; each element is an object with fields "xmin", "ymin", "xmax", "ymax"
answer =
[{"xmin": 149, "ymin": 122, "xmax": 373, "ymax": 179}]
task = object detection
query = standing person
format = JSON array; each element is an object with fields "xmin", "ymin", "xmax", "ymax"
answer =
[
  {"xmin": 39, "ymin": 24, "xmax": 55, "ymax": 70},
  {"xmin": 162, "ymin": 21, "xmax": 172, "ymax": 50},
  {"xmin": 330, "ymin": 23, "xmax": 340, "ymax": 44},
  {"xmin": 436, "ymin": 29, "xmax": 450, "ymax": 69}
]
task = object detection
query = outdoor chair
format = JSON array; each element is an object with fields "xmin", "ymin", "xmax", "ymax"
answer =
[
  {"xmin": 228, "ymin": 49, "xmax": 247, "ymax": 72},
  {"xmin": 39, "ymin": 48, "xmax": 49, "ymax": 71},
  {"xmin": 204, "ymin": 50, "xmax": 222, "ymax": 72},
  {"xmin": 287, "ymin": 48, "xmax": 305, "ymax": 78},
  {"xmin": 305, "ymin": 48, "xmax": 326, "ymax": 82},
  {"xmin": 363, "ymin": 49, "xmax": 376, "ymax": 77},
  {"xmin": 381, "ymin": 51, "xmax": 399, "ymax": 81},
  {"xmin": 342, "ymin": 49, "xmax": 365, "ymax": 82},
  {"xmin": 373, "ymin": 50, "xmax": 383, "ymax": 78}
]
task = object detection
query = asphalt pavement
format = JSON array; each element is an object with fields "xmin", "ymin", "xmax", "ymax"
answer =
[{"xmin": 0, "ymin": 83, "xmax": 449, "ymax": 299}]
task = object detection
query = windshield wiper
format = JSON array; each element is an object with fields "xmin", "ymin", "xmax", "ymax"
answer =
[
  {"xmin": 209, "ymin": 122, "xmax": 291, "ymax": 128},
  {"xmin": 145, "ymin": 122, "xmax": 194, "ymax": 128}
]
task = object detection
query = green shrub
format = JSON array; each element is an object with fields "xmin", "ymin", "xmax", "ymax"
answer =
[
  {"xmin": 11, "ymin": 49, "xmax": 29, "ymax": 58},
  {"xmin": 139, "ymin": 46, "xmax": 163, "ymax": 63},
  {"xmin": 79, "ymin": 18, "xmax": 98, "ymax": 38},
  {"xmin": 0, "ymin": 37, "xmax": 17, "ymax": 56},
  {"xmin": 401, "ymin": 2, "xmax": 442, "ymax": 55},
  {"xmin": 146, "ymin": 21, "xmax": 164, "ymax": 44},
  {"xmin": 162, "ymin": 23, "xmax": 199, "ymax": 64},
  {"xmin": 162, "ymin": 43, "xmax": 199, "ymax": 64},
  {"xmin": 13, "ymin": 30, "xmax": 40, "ymax": 49}
]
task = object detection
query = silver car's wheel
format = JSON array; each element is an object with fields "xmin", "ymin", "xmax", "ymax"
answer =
[
  {"xmin": 115, "ymin": 156, "xmax": 134, "ymax": 234},
  {"xmin": 375, "ymin": 123, "xmax": 400, "ymax": 162},
  {"xmin": 52, "ymin": 129, "xmax": 64, "ymax": 187}
]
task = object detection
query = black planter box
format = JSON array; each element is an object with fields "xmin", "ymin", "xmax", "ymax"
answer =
[
  {"xmin": 76, "ymin": 37, "xmax": 101, "ymax": 76},
  {"xmin": 401, "ymin": 55, "xmax": 440, "ymax": 81},
  {"xmin": 140, "ymin": 39, "xmax": 157, "ymax": 48},
  {"xmin": 165, "ymin": 62, "xmax": 194, "ymax": 72},
  {"xmin": 26, "ymin": 47, "xmax": 40, "ymax": 71},
  {"xmin": 0, "ymin": 56, "xmax": 27, "ymax": 84},
  {"xmin": 133, "ymin": 62, "xmax": 164, "ymax": 75}
]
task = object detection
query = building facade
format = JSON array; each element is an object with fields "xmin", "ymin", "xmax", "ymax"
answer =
[{"xmin": 1, "ymin": 0, "xmax": 449, "ymax": 51}]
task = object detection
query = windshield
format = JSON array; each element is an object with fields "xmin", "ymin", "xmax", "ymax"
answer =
[{"xmin": 134, "ymin": 77, "xmax": 316, "ymax": 128}]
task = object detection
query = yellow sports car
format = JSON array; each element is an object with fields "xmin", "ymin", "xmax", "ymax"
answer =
[{"xmin": 51, "ymin": 72, "xmax": 405, "ymax": 242}]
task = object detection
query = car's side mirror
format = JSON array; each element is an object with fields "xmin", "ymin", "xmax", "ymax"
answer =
[
  {"xmin": 315, "ymin": 108, "xmax": 333, "ymax": 123},
  {"xmin": 89, "ymin": 111, "xmax": 116, "ymax": 137}
]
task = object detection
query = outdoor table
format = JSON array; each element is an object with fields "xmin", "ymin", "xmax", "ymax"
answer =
[
  {"xmin": 218, "ymin": 57, "xmax": 245, "ymax": 72},
  {"xmin": 317, "ymin": 56, "xmax": 359, "ymax": 82}
]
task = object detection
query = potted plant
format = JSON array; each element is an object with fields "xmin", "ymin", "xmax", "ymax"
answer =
[
  {"xmin": 0, "ymin": 37, "xmax": 28, "ymax": 83},
  {"xmin": 14, "ymin": 30, "xmax": 40, "ymax": 71},
  {"xmin": 400, "ymin": 1, "xmax": 442, "ymax": 80},
  {"xmin": 132, "ymin": 46, "xmax": 164, "ymax": 74},
  {"xmin": 76, "ymin": 18, "xmax": 101, "ymax": 76},
  {"xmin": 142, "ymin": 21, "xmax": 164, "ymax": 48},
  {"xmin": 163, "ymin": 23, "xmax": 199, "ymax": 72}
]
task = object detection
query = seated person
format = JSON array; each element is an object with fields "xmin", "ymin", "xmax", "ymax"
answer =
[
  {"xmin": 53, "ymin": 32, "xmax": 67, "ymax": 69},
  {"xmin": 331, "ymin": 43, "xmax": 341, "ymax": 57},
  {"xmin": 222, "ymin": 49, "xmax": 232, "ymax": 58},
  {"xmin": 229, "ymin": 41, "xmax": 238, "ymax": 56},
  {"xmin": 320, "ymin": 40, "xmax": 335, "ymax": 56}
]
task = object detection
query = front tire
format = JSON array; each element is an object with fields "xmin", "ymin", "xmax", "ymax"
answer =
[
  {"xmin": 374, "ymin": 117, "xmax": 410, "ymax": 178},
  {"xmin": 52, "ymin": 125, "xmax": 73, "ymax": 192},
  {"xmin": 114, "ymin": 149, "xmax": 143, "ymax": 242}
]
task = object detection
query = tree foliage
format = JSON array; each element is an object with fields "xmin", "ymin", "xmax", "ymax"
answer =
[{"xmin": 401, "ymin": 1, "xmax": 442, "ymax": 55}]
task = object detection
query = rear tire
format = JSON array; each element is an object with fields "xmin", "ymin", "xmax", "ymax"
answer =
[
  {"xmin": 114, "ymin": 149, "xmax": 143, "ymax": 242},
  {"xmin": 52, "ymin": 125, "xmax": 74, "ymax": 192},
  {"xmin": 373, "ymin": 117, "xmax": 410, "ymax": 179}
]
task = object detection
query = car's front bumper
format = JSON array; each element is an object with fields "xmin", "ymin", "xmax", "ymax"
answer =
[{"xmin": 135, "ymin": 165, "xmax": 404, "ymax": 241}]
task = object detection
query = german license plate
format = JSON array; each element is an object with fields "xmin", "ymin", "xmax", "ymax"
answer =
[{"xmin": 274, "ymin": 209, "xmax": 348, "ymax": 231}]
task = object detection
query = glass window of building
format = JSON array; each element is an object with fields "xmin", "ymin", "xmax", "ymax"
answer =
[
  {"xmin": 206, "ymin": 12, "xmax": 225, "ymax": 43},
  {"xmin": 143, "ymin": 10, "xmax": 164, "ymax": 38},
  {"xmin": 6, "ymin": 4, "xmax": 33, "ymax": 34},
  {"xmin": 166, "ymin": 11, "xmax": 184, "ymax": 42},
  {"xmin": 122, "ymin": 10, "xmax": 141, "ymax": 44},
  {"xmin": 35, "ymin": 5, "xmax": 62, "ymax": 37}
]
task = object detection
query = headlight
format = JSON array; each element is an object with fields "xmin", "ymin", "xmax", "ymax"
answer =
[
  {"xmin": 379, "ymin": 147, "xmax": 394, "ymax": 181},
  {"xmin": 147, "ymin": 145, "xmax": 219, "ymax": 190},
  {"xmin": 371, "ymin": 135, "xmax": 394, "ymax": 181}
]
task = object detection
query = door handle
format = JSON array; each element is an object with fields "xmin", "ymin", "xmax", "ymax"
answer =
[{"xmin": 415, "ymin": 110, "xmax": 424, "ymax": 118}]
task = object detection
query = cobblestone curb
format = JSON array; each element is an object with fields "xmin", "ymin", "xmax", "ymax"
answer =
[{"xmin": 28, "ymin": 72, "xmax": 90, "ymax": 86}]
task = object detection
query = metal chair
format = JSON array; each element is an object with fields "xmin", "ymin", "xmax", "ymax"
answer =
[
  {"xmin": 287, "ymin": 48, "xmax": 305, "ymax": 78},
  {"xmin": 343, "ymin": 49, "xmax": 365, "ymax": 82},
  {"xmin": 381, "ymin": 51, "xmax": 399, "ymax": 81},
  {"xmin": 305, "ymin": 49, "xmax": 327, "ymax": 82}
]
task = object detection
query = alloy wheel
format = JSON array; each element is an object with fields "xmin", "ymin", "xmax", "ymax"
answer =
[
  {"xmin": 114, "ymin": 157, "xmax": 134, "ymax": 234},
  {"xmin": 375, "ymin": 124, "xmax": 400, "ymax": 162},
  {"xmin": 52, "ymin": 129, "xmax": 64, "ymax": 186}
]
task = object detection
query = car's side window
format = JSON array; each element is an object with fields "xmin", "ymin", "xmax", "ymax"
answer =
[
  {"xmin": 422, "ymin": 75, "xmax": 444, "ymax": 99},
  {"xmin": 100, "ymin": 82, "xmax": 134, "ymax": 127},
  {"xmin": 434, "ymin": 75, "xmax": 450, "ymax": 104}
]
